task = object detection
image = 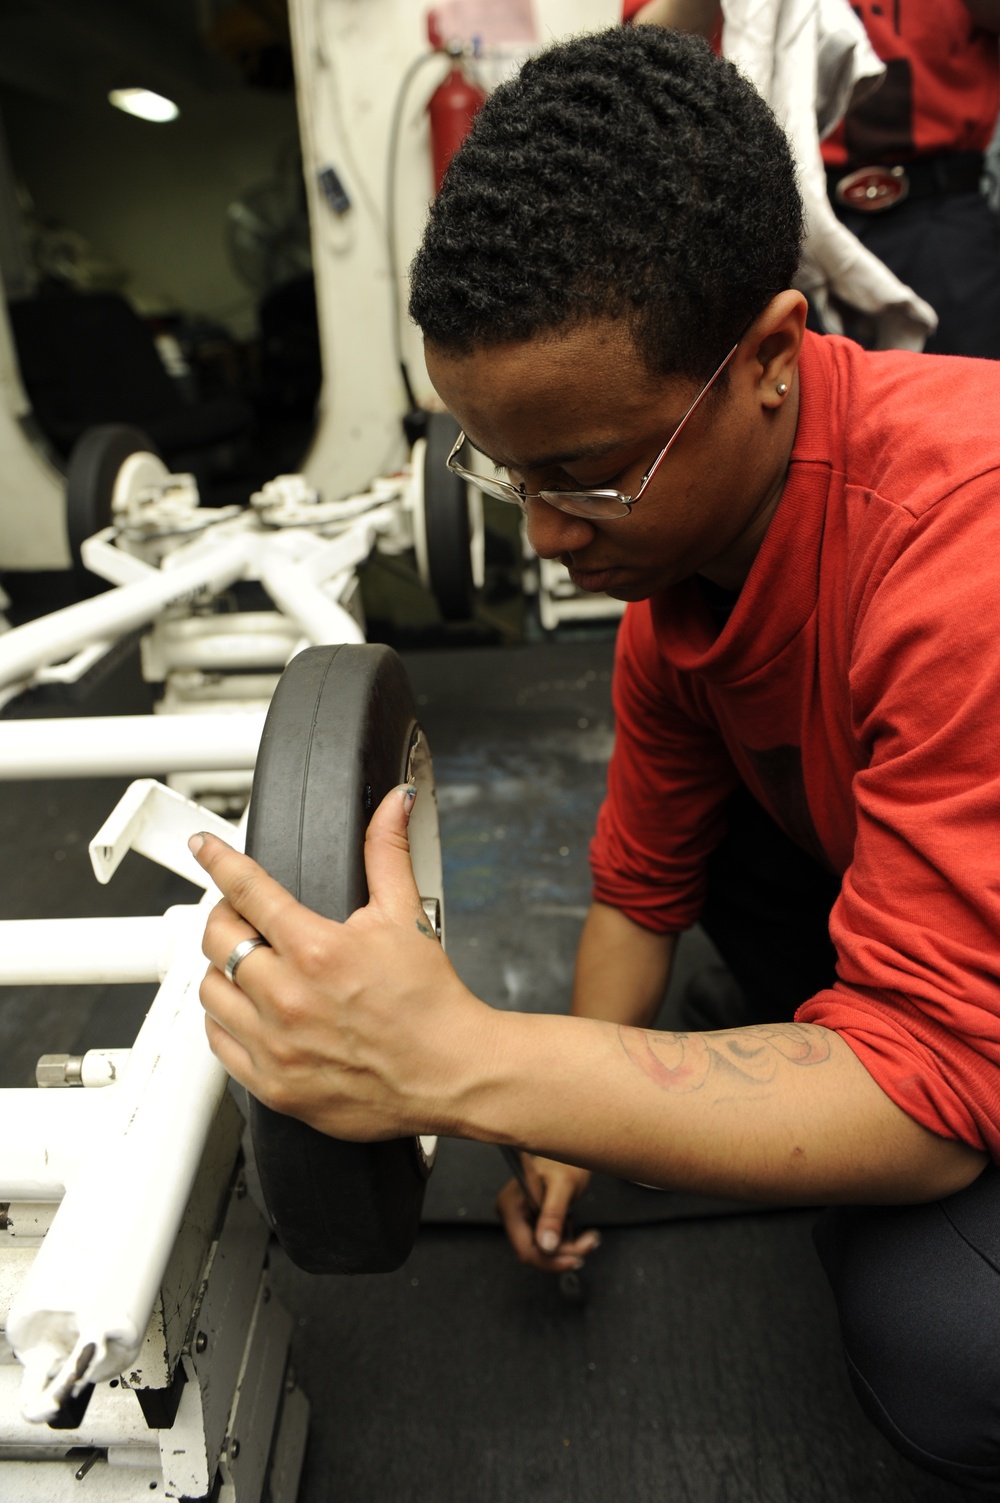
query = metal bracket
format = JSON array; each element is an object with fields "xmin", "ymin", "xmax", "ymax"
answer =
[{"xmin": 88, "ymin": 779, "xmax": 243, "ymax": 889}]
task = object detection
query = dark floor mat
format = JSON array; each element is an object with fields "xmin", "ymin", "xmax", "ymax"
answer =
[
  {"xmin": 271, "ymin": 1216, "xmax": 969, "ymax": 1503},
  {"xmin": 402, "ymin": 641, "xmax": 619, "ymax": 1027},
  {"xmin": 404, "ymin": 641, "xmax": 763, "ymax": 1231}
]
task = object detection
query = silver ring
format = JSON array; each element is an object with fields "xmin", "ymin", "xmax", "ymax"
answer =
[{"xmin": 224, "ymin": 935, "xmax": 271, "ymax": 985}]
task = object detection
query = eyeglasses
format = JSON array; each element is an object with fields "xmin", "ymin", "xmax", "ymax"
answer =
[{"xmin": 444, "ymin": 338, "xmax": 740, "ymax": 520}]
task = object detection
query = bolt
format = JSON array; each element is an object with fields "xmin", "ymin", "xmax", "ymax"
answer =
[
  {"xmin": 195, "ymin": 1331, "xmax": 207, "ymax": 1354},
  {"xmin": 229, "ymin": 1438, "xmax": 241, "ymax": 1460},
  {"xmin": 36, "ymin": 1054, "xmax": 83, "ymax": 1088}
]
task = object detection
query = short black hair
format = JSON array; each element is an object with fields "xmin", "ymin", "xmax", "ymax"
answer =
[{"xmin": 408, "ymin": 25, "xmax": 804, "ymax": 381}]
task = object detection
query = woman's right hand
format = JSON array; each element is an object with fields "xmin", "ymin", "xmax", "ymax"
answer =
[{"xmin": 495, "ymin": 1154, "xmax": 600, "ymax": 1272}]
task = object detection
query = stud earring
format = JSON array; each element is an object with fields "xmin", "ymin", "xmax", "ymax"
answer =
[{"xmin": 776, "ymin": 382, "xmax": 789, "ymax": 397}]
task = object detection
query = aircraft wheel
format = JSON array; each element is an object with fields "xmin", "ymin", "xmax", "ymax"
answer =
[
  {"xmin": 421, "ymin": 412, "xmax": 475, "ymax": 621},
  {"xmin": 64, "ymin": 423, "xmax": 165, "ymax": 572},
  {"xmin": 245, "ymin": 643, "xmax": 441, "ymax": 1274}
]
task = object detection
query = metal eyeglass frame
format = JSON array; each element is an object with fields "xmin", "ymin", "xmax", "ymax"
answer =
[{"xmin": 444, "ymin": 338, "xmax": 741, "ymax": 520}]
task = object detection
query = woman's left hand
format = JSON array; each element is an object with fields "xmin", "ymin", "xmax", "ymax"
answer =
[{"xmin": 192, "ymin": 783, "xmax": 495, "ymax": 1142}]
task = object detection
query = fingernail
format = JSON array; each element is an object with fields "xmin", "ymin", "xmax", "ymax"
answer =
[
  {"xmin": 584, "ymin": 1232, "xmax": 601, "ymax": 1250},
  {"xmin": 188, "ymin": 832, "xmax": 208, "ymax": 854},
  {"xmin": 538, "ymin": 1229, "xmax": 559, "ymax": 1253},
  {"xmin": 399, "ymin": 784, "xmax": 417, "ymax": 822}
]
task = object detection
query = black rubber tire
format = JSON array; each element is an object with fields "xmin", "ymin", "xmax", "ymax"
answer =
[
  {"xmin": 423, "ymin": 412, "xmax": 475, "ymax": 621},
  {"xmin": 65, "ymin": 424, "xmax": 159, "ymax": 573},
  {"xmin": 245, "ymin": 643, "xmax": 434, "ymax": 1275}
]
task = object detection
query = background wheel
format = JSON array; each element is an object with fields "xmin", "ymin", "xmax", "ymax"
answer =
[
  {"xmin": 421, "ymin": 412, "xmax": 475, "ymax": 621},
  {"xmin": 64, "ymin": 423, "xmax": 164, "ymax": 575},
  {"xmin": 245, "ymin": 643, "xmax": 442, "ymax": 1274}
]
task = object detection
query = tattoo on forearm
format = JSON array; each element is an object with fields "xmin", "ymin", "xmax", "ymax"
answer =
[
  {"xmin": 618, "ymin": 1022, "xmax": 830, "ymax": 1094},
  {"xmin": 415, "ymin": 918, "xmax": 436, "ymax": 940}
]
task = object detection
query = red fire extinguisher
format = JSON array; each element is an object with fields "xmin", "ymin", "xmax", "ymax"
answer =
[{"xmin": 426, "ymin": 14, "xmax": 487, "ymax": 195}]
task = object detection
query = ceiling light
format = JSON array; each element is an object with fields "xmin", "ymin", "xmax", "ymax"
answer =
[{"xmin": 108, "ymin": 88, "xmax": 179, "ymax": 123}]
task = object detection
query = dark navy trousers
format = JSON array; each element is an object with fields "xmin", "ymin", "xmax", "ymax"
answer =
[
  {"xmin": 700, "ymin": 786, "xmax": 1000, "ymax": 1492},
  {"xmin": 831, "ymin": 187, "xmax": 1000, "ymax": 361}
]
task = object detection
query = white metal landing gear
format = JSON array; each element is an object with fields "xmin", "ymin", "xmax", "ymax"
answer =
[
  {"xmin": 0, "ymin": 435, "xmax": 457, "ymax": 1498},
  {"xmin": 0, "ymin": 780, "xmax": 308, "ymax": 1502},
  {"xmin": 0, "ymin": 432, "xmax": 478, "ymax": 812},
  {"xmin": 0, "ymin": 640, "xmax": 448, "ymax": 1500},
  {"xmin": 0, "ymin": 1103, "xmax": 309, "ymax": 1503},
  {"xmin": 520, "ymin": 526, "xmax": 626, "ymax": 634}
]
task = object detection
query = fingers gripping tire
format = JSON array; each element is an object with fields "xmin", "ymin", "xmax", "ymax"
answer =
[
  {"xmin": 245, "ymin": 643, "xmax": 442, "ymax": 1274},
  {"xmin": 65, "ymin": 424, "xmax": 161, "ymax": 574}
]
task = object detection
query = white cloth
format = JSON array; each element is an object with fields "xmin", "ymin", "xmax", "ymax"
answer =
[{"xmin": 722, "ymin": 0, "xmax": 938, "ymax": 349}]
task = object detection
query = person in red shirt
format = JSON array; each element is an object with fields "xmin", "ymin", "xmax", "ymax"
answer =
[
  {"xmin": 626, "ymin": 0, "xmax": 1000, "ymax": 354},
  {"xmin": 822, "ymin": 0, "xmax": 1000, "ymax": 356},
  {"xmin": 192, "ymin": 28, "xmax": 1000, "ymax": 1489}
]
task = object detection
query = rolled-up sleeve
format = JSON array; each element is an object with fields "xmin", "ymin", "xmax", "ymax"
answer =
[{"xmin": 798, "ymin": 488, "xmax": 1000, "ymax": 1157}]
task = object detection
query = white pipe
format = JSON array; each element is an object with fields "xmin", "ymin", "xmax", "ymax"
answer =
[
  {"xmin": 282, "ymin": 508, "xmax": 398, "ymax": 584},
  {"xmin": 0, "ymin": 711, "xmax": 265, "ymax": 779},
  {"xmin": 0, "ymin": 533, "xmax": 252, "ymax": 689},
  {"xmin": 74, "ymin": 1050, "xmax": 132, "ymax": 1088},
  {"xmin": 258, "ymin": 551, "xmax": 366, "ymax": 646},
  {"xmin": 5, "ymin": 890, "xmax": 229, "ymax": 1422},
  {"xmin": 0, "ymin": 1365, "xmax": 153, "ymax": 1447},
  {"xmin": 0, "ymin": 910, "xmax": 197, "ymax": 983},
  {"xmin": 144, "ymin": 611, "xmax": 298, "ymax": 671},
  {"xmin": 147, "ymin": 629, "xmax": 296, "ymax": 670},
  {"xmin": 150, "ymin": 611, "xmax": 298, "ymax": 642},
  {"xmin": 34, "ymin": 639, "xmax": 117, "ymax": 686},
  {"xmin": 79, "ymin": 526, "xmax": 157, "ymax": 587},
  {"xmin": 0, "ymin": 1089, "xmax": 112, "ymax": 1200}
]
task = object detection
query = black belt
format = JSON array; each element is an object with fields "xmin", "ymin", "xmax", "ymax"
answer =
[{"xmin": 827, "ymin": 152, "xmax": 984, "ymax": 213}]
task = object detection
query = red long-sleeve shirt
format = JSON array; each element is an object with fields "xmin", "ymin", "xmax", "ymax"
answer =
[
  {"xmin": 591, "ymin": 329, "xmax": 1000, "ymax": 1157},
  {"xmin": 822, "ymin": 0, "xmax": 1000, "ymax": 167}
]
